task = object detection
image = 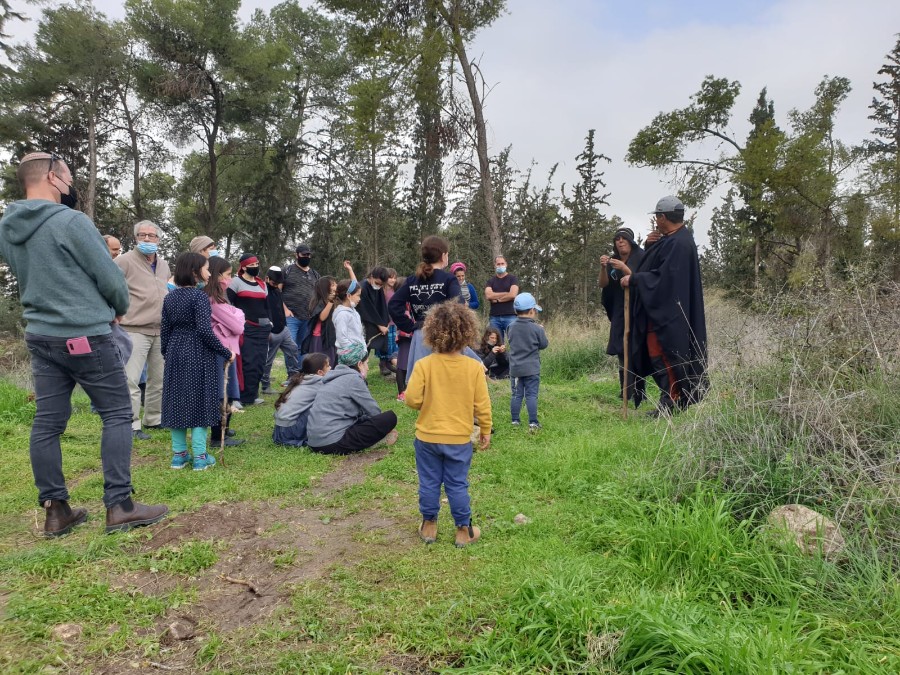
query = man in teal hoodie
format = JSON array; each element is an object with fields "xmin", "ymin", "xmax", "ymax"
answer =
[{"xmin": 0, "ymin": 152, "xmax": 167, "ymax": 537}]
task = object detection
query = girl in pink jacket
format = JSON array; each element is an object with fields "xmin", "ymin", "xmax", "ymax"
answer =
[{"xmin": 205, "ymin": 257, "xmax": 245, "ymax": 446}]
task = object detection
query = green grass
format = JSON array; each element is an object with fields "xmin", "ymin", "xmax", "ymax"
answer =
[{"xmin": 0, "ymin": 336, "xmax": 898, "ymax": 673}]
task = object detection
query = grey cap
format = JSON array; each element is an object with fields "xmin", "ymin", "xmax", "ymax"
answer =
[{"xmin": 650, "ymin": 196, "xmax": 685, "ymax": 213}]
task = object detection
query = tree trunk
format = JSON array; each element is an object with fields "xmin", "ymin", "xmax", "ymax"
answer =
[
  {"xmin": 438, "ymin": 2, "xmax": 502, "ymax": 257},
  {"xmin": 754, "ymin": 236, "xmax": 760, "ymax": 290},
  {"xmin": 118, "ymin": 86, "xmax": 142, "ymax": 220},
  {"xmin": 86, "ymin": 111, "xmax": 97, "ymax": 221}
]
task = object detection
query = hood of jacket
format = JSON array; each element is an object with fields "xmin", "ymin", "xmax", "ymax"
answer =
[
  {"xmin": 321, "ymin": 363, "xmax": 363, "ymax": 383},
  {"xmin": 0, "ymin": 200, "xmax": 72, "ymax": 245}
]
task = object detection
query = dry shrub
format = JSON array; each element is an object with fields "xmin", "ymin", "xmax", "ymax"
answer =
[{"xmin": 668, "ymin": 281, "xmax": 900, "ymax": 560}]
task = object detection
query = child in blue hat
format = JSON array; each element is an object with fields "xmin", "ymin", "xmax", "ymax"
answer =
[{"xmin": 507, "ymin": 292, "xmax": 549, "ymax": 431}]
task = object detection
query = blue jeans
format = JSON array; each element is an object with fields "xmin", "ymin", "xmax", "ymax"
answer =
[
  {"xmin": 26, "ymin": 333, "xmax": 133, "ymax": 508},
  {"xmin": 510, "ymin": 374, "xmax": 540, "ymax": 424},
  {"xmin": 489, "ymin": 315, "xmax": 517, "ymax": 342},
  {"xmin": 263, "ymin": 327, "xmax": 300, "ymax": 389},
  {"xmin": 286, "ymin": 316, "xmax": 311, "ymax": 356},
  {"xmin": 414, "ymin": 439, "xmax": 473, "ymax": 526}
]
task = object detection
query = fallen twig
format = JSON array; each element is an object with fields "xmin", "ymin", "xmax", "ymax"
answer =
[{"xmin": 220, "ymin": 574, "xmax": 260, "ymax": 595}]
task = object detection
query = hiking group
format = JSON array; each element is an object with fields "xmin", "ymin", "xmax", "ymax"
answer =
[{"xmin": 0, "ymin": 150, "xmax": 707, "ymax": 547}]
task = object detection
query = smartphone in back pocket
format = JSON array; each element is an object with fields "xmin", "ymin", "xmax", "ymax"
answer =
[{"xmin": 66, "ymin": 336, "xmax": 92, "ymax": 355}]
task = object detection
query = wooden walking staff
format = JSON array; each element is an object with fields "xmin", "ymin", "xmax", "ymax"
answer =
[
  {"xmin": 622, "ymin": 286, "xmax": 631, "ymax": 420},
  {"xmin": 220, "ymin": 361, "xmax": 229, "ymax": 467}
]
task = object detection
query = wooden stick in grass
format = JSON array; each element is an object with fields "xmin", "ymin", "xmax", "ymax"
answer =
[{"xmin": 622, "ymin": 286, "xmax": 630, "ymax": 421}]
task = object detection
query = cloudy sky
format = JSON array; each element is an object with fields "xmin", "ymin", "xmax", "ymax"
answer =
[{"xmin": 7, "ymin": 0, "xmax": 900, "ymax": 247}]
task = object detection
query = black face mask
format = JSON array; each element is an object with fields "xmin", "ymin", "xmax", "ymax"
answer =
[
  {"xmin": 297, "ymin": 256, "xmax": 311, "ymax": 267},
  {"xmin": 245, "ymin": 267, "xmax": 260, "ymax": 277},
  {"xmin": 54, "ymin": 179, "xmax": 78, "ymax": 209}
]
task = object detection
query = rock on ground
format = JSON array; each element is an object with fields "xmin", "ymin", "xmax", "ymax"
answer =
[{"xmin": 766, "ymin": 504, "xmax": 845, "ymax": 557}]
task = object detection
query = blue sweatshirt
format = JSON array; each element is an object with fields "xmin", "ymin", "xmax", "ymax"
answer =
[{"xmin": 0, "ymin": 200, "xmax": 129, "ymax": 337}]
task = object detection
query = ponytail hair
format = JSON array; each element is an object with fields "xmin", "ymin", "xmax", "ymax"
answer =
[
  {"xmin": 275, "ymin": 352, "xmax": 330, "ymax": 409},
  {"xmin": 415, "ymin": 235, "xmax": 449, "ymax": 280}
]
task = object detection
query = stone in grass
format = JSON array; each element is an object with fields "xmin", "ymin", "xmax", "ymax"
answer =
[
  {"xmin": 51, "ymin": 623, "xmax": 83, "ymax": 642},
  {"xmin": 513, "ymin": 513, "xmax": 531, "ymax": 525},
  {"xmin": 766, "ymin": 504, "xmax": 845, "ymax": 558},
  {"xmin": 166, "ymin": 617, "xmax": 196, "ymax": 641}
]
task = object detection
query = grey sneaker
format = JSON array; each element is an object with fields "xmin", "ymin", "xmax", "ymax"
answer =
[
  {"xmin": 230, "ymin": 401, "xmax": 244, "ymax": 411},
  {"xmin": 511, "ymin": 421, "xmax": 521, "ymax": 427},
  {"xmin": 261, "ymin": 388, "xmax": 278, "ymax": 395},
  {"xmin": 132, "ymin": 429, "xmax": 151, "ymax": 441},
  {"xmin": 528, "ymin": 422, "xmax": 542, "ymax": 432},
  {"xmin": 253, "ymin": 398, "xmax": 265, "ymax": 405}
]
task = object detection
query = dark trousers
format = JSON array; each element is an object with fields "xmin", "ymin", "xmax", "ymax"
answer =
[
  {"xmin": 510, "ymin": 374, "xmax": 540, "ymax": 424},
  {"xmin": 310, "ymin": 411, "xmax": 397, "ymax": 455},
  {"xmin": 26, "ymin": 333, "xmax": 133, "ymax": 508},
  {"xmin": 647, "ymin": 330, "xmax": 679, "ymax": 410},
  {"xmin": 240, "ymin": 324, "xmax": 271, "ymax": 405}
]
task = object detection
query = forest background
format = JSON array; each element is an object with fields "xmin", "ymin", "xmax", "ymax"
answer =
[{"xmin": 0, "ymin": 0, "xmax": 898, "ymax": 318}]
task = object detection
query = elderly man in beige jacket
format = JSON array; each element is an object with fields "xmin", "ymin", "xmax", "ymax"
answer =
[{"xmin": 115, "ymin": 220, "xmax": 170, "ymax": 440}]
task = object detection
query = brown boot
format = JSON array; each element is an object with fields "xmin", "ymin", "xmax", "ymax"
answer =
[
  {"xmin": 106, "ymin": 498, "xmax": 168, "ymax": 534},
  {"xmin": 455, "ymin": 523, "xmax": 481, "ymax": 548},
  {"xmin": 43, "ymin": 500, "xmax": 88, "ymax": 538},
  {"xmin": 418, "ymin": 519, "xmax": 438, "ymax": 544}
]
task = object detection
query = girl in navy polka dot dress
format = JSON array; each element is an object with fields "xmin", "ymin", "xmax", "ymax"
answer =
[{"xmin": 161, "ymin": 253, "xmax": 235, "ymax": 471}]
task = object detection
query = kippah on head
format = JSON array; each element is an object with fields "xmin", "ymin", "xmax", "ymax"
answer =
[{"xmin": 16, "ymin": 152, "xmax": 58, "ymax": 188}]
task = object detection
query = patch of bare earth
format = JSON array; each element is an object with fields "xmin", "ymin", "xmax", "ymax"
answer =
[{"xmin": 84, "ymin": 448, "xmax": 420, "ymax": 673}]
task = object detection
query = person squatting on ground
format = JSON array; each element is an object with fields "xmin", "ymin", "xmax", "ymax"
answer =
[
  {"xmin": 484, "ymin": 254, "xmax": 519, "ymax": 342},
  {"xmin": 357, "ymin": 266, "xmax": 395, "ymax": 377},
  {"xmin": 599, "ymin": 227, "xmax": 646, "ymax": 407},
  {"xmin": 161, "ymin": 253, "xmax": 235, "ymax": 471},
  {"xmin": 228, "ymin": 253, "xmax": 272, "ymax": 407},
  {"xmin": 306, "ymin": 345, "xmax": 399, "ymax": 455},
  {"xmin": 621, "ymin": 196, "xmax": 709, "ymax": 417},
  {"xmin": 450, "ymin": 261, "xmax": 480, "ymax": 310},
  {"xmin": 261, "ymin": 266, "xmax": 300, "ymax": 394},
  {"xmin": 332, "ymin": 277, "xmax": 366, "ymax": 360},
  {"xmin": 405, "ymin": 301, "xmax": 491, "ymax": 548},
  {"xmin": 478, "ymin": 326, "xmax": 509, "ymax": 380},
  {"xmin": 507, "ymin": 292, "xmax": 549, "ymax": 430},
  {"xmin": 115, "ymin": 219, "xmax": 170, "ymax": 441},
  {"xmin": 281, "ymin": 242, "xmax": 320, "ymax": 352},
  {"xmin": 304, "ymin": 275, "xmax": 338, "ymax": 368},
  {"xmin": 204, "ymin": 256, "xmax": 245, "ymax": 447},
  {"xmin": 272, "ymin": 352, "xmax": 329, "ymax": 447},
  {"xmin": 0, "ymin": 151, "xmax": 167, "ymax": 536}
]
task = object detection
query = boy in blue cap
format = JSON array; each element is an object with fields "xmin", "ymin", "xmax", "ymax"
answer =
[{"xmin": 507, "ymin": 292, "xmax": 549, "ymax": 430}]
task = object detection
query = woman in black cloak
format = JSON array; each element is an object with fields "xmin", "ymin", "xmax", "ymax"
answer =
[{"xmin": 600, "ymin": 227, "xmax": 646, "ymax": 407}]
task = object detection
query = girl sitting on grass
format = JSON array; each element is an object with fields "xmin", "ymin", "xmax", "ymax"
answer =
[
  {"xmin": 478, "ymin": 326, "xmax": 509, "ymax": 380},
  {"xmin": 405, "ymin": 302, "xmax": 492, "ymax": 547},
  {"xmin": 273, "ymin": 353, "xmax": 330, "ymax": 447},
  {"xmin": 161, "ymin": 253, "xmax": 235, "ymax": 471}
]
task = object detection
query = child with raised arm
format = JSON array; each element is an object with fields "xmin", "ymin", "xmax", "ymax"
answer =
[{"xmin": 405, "ymin": 302, "xmax": 491, "ymax": 548}]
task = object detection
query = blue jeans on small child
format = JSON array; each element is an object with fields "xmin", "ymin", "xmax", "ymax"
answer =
[
  {"xmin": 414, "ymin": 439, "xmax": 473, "ymax": 526},
  {"xmin": 510, "ymin": 374, "xmax": 540, "ymax": 425}
]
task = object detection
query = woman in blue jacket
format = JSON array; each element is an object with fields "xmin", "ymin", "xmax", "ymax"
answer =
[{"xmin": 450, "ymin": 262, "xmax": 479, "ymax": 310}]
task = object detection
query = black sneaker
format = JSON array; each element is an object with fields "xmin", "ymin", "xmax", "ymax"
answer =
[{"xmin": 225, "ymin": 428, "xmax": 236, "ymax": 438}]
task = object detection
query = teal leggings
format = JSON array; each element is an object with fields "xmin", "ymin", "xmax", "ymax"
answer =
[{"xmin": 171, "ymin": 427, "xmax": 208, "ymax": 456}]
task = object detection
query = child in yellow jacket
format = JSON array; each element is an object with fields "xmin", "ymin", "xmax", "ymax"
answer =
[{"xmin": 405, "ymin": 301, "xmax": 492, "ymax": 547}]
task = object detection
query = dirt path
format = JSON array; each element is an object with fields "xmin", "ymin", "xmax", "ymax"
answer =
[{"xmin": 92, "ymin": 448, "xmax": 414, "ymax": 673}]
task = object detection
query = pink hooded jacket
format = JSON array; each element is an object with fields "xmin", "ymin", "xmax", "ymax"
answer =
[{"xmin": 210, "ymin": 301, "xmax": 244, "ymax": 354}]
